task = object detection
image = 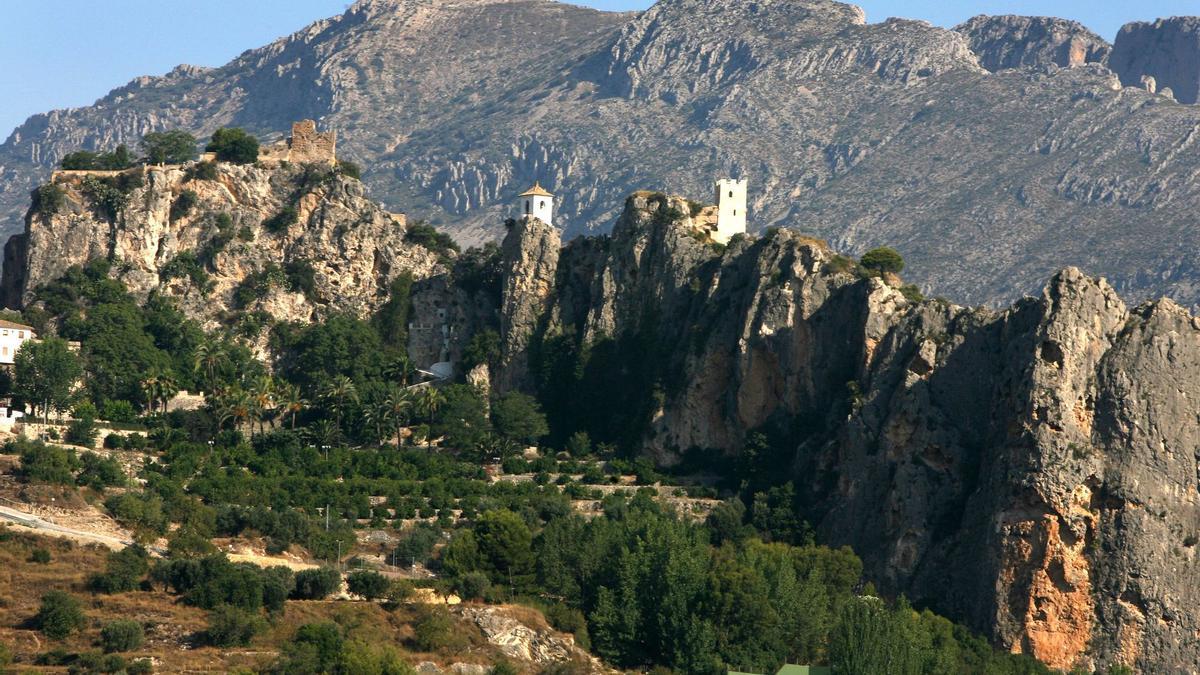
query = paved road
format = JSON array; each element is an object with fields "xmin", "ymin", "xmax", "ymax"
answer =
[{"xmin": 0, "ymin": 503, "xmax": 135, "ymax": 550}]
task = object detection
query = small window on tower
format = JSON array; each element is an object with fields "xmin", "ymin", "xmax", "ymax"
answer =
[
  {"xmin": 729, "ymin": 190, "xmax": 733, "ymax": 198},
  {"xmin": 525, "ymin": 200, "xmax": 531, "ymax": 215},
  {"xmin": 540, "ymin": 200, "xmax": 545, "ymax": 209},
  {"xmin": 733, "ymin": 209, "xmax": 737, "ymax": 216}
]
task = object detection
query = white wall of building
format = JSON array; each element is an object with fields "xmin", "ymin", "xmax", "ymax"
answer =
[
  {"xmin": 714, "ymin": 178, "xmax": 747, "ymax": 245},
  {"xmin": 0, "ymin": 325, "xmax": 35, "ymax": 365},
  {"xmin": 518, "ymin": 192, "xmax": 554, "ymax": 227}
]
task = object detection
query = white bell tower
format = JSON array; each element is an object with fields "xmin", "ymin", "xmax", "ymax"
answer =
[
  {"xmin": 517, "ymin": 182, "xmax": 555, "ymax": 227},
  {"xmin": 714, "ymin": 178, "xmax": 747, "ymax": 244}
]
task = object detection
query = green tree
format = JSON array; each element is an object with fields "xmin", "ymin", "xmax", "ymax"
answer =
[
  {"xmin": 411, "ymin": 605, "xmax": 461, "ymax": 652},
  {"xmin": 205, "ymin": 604, "xmax": 265, "ymax": 647},
  {"xmin": 206, "ymin": 128, "xmax": 259, "ymax": 164},
  {"xmin": 462, "ymin": 329, "xmax": 500, "ymax": 372},
  {"xmin": 142, "ymin": 130, "xmax": 198, "ymax": 164},
  {"xmin": 859, "ymin": 246, "xmax": 905, "ymax": 275},
  {"xmin": 34, "ymin": 590, "xmax": 86, "ymax": 639},
  {"xmin": 292, "ymin": 568, "xmax": 341, "ymax": 600},
  {"xmin": 14, "ymin": 337, "xmax": 82, "ymax": 426},
  {"xmin": 90, "ymin": 545, "xmax": 151, "ymax": 593},
  {"xmin": 347, "ymin": 570, "xmax": 391, "ymax": 600},
  {"xmin": 100, "ymin": 620, "xmax": 145, "ymax": 652},
  {"xmin": 430, "ymin": 384, "xmax": 489, "ymax": 450},
  {"xmin": 490, "ymin": 392, "xmax": 548, "ymax": 445},
  {"xmin": 474, "ymin": 509, "xmax": 534, "ymax": 589},
  {"xmin": 829, "ymin": 597, "xmax": 917, "ymax": 675},
  {"xmin": 15, "ymin": 440, "xmax": 77, "ymax": 484}
]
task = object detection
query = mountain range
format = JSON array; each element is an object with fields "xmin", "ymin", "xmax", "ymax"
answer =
[{"xmin": 4, "ymin": 0, "xmax": 1200, "ymax": 308}]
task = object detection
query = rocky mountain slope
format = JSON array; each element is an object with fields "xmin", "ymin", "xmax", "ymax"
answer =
[
  {"xmin": 493, "ymin": 195, "xmax": 1200, "ymax": 673},
  {"xmin": 0, "ymin": 161, "xmax": 440, "ymax": 334},
  {"xmin": 954, "ymin": 15, "xmax": 1109, "ymax": 71},
  {"xmin": 6, "ymin": 0, "xmax": 1200, "ymax": 307}
]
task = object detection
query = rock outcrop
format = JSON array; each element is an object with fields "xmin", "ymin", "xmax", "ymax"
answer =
[
  {"xmin": 10, "ymin": 1, "xmax": 1200, "ymax": 306},
  {"xmin": 955, "ymin": 15, "xmax": 1110, "ymax": 71},
  {"xmin": 0, "ymin": 162, "xmax": 440, "ymax": 334},
  {"xmin": 497, "ymin": 217, "xmax": 560, "ymax": 390},
  {"xmin": 1110, "ymin": 17, "xmax": 1200, "ymax": 103},
  {"xmin": 488, "ymin": 192, "xmax": 1200, "ymax": 672}
]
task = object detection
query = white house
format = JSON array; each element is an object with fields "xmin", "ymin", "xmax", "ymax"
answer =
[
  {"xmin": 0, "ymin": 319, "xmax": 35, "ymax": 366},
  {"xmin": 517, "ymin": 182, "xmax": 555, "ymax": 227},
  {"xmin": 714, "ymin": 178, "xmax": 747, "ymax": 244}
]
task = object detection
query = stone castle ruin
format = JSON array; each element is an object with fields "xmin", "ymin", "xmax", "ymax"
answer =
[{"xmin": 258, "ymin": 120, "xmax": 337, "ymax": 166}]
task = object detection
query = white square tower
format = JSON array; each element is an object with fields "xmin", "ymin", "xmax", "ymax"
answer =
[
  {"xmin": 517, "ymin": 182, "xmax": 555, "ymax": 227},
  {"xmin": 715, "ymin": 178, "xmax": 747, "ymax": 244}
]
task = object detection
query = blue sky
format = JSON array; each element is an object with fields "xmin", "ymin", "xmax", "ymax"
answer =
[{"xmin": 3, "ymin": 0, "xmax": 1198, "ymax": 141}]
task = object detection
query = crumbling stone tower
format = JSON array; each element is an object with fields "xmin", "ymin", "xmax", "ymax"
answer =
[{"xmin": 288, "ymin": 120, "xmax": 337, "ymax": 165}]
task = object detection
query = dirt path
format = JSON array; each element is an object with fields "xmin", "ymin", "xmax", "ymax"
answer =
[{"xmin": 0, "ymin": 503, "xmax": 135, "ymax": 550}]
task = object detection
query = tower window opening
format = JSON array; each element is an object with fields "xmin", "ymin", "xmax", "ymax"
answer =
[
  {"xmin": 525, "ymin": 200, "xmax": 531, "ymax": 214},
  {"xmin": 729, "ymin": 190, "xmax": 733, "ymax": 198}
]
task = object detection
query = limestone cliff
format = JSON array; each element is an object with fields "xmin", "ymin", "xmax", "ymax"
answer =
[
  {"xmin": 492, "ymin": 193, "xmax": 1200, "ymax": 672},
  {"xmin": 15, "ymin": 0, "xmax": 1200, "ymax": 307},
  {"xmin": 1110, "ymin": 17, "xmax": 1200, "ymax": 103},
  {"xmin": 955, "ymin": 15, "xmax": 1110, "ymax": 72},
  {"xmin": 0, "ymin": 162, "xmax": 441, "ymax": 332}
]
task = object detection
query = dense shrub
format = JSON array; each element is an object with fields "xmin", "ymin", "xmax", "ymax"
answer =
[
  {"xmin": 263, "ymin": 206, "xmax": 298, "ymax": 234},
  {"xmin": 169, "ymin": 189, "xmax": 199, "ymax": 221},
  {"xmin": 90, "ymin": 545, "xmax": 150, "ymax": 594},
  {"xmin": 346, "ymin": 570, "xmax": 390, "ymax": 600},
  {"xmin": 80, "ymin": 175, "xmax": 131, "ymax": 220},
  {"xmin": 15, "ymin": 440, "xmax": 77, "ymax": 484},
  {"xmin": 859, "ymin": 246, "xmax": 905, "ymax": 275},
  {"xmin": 337, "ymin": 159, "xmax": 362, "ymax": 180},
  {"xmin": 104, "ymin": 492, "xmax": 168, "ymax": 538},
  {"xmin": 66, "ymin": 417, "xmax": 98, "ymax": 447},
  {"xmin": 34, "ymin": 590, "xmax": 86, "ymax": 639},
  {"xmin": 393, "ymin": 524, "xmax": 439, "ymax": 568},
  {"xmin": 491, "ymin": 391, "xmax": 548, "ymax": 445},
  {"xmin": 77, "ymin": 451, "xmax": 124, "ymax": 489},
  {"xmin": 29, "ymin": 548, "xmax": 52, "ymax": 564},
  {"xmin": 100, "ymin": 620, "xmax": 145, "ymax": 652},
  {"xmin": 291, "ymin": 567, "xmax": 341, "ymax": 600},
  {"xmin": 204, "ymin": 605, "xmax": 265, "ymax": 647},
  {"xmin": 61, "ymin": 145, "xmax": 134, "ymax": 170},
  {"xmin": 31, "ymin": 184, "xmax": 66, "ymax": 218},
  {"xmin": 411, "ymin": 605, "xmax": 462, "ymax": 652},
  {"xmin": 205, "ymin": 128, "xmax": 259, "ymax": 164},
  {"xmin": 142, "ymin": 130, "xmax": 198, "ymax": 165},
  {"xmin": 404, "ymin": 221, "xmax": 459, "ymax": 257},
  {"xmin": 184, "ymin": 161, "xmax": 218, "ymax": 182}
]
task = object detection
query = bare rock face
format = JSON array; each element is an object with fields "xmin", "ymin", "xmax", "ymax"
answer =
[
  {"xmin": 1, "ymin": 162, "xmax": 440, "ymax": 335},
  {"xmin": 1111, "ymin": 17, "xmax": 1200, "ymax": 103},
  {"xmin": 459, "ymin": 605, "xmax": 608, "ymax": 672},
  {"xmin": 13, "ymin": 1, "xmax": 1200, "ymax": 307},
  {"xmin": 492, "ymin": 197, "xmax": 1200, "ymax": 671},
  {"xmin": 955, "ymin": 15, "xmax": 1110, "ymax": 71},
  {"xmin": 497, "ymin": 216, "xmax": 561, "ymax": 390}
]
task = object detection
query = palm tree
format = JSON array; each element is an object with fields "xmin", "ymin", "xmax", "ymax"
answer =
[
  {"xmin": 192, "ymin": 340, "xmax": 226, "ymax": 394},
  {"xmin": 363, "ymin": 403, "xmax": 393, "ymax": 446},
  {"xmin": 141, "ymin": 367, "xmax": 178, "ymax": 415},
  {"xmin": 276, "ymin": 382, "xmax": 305, "ymax": 430},
  {"xmin": 305, "ymin": 419, "xmax": 341, "ymax": 452},
  {"xmin": 158, "ymin": 371, "xmax": 179, "ymax": 415},
  {"xmin": 383, "ymin": 354, "xmax": 414, "ymax": 387},
  {"xmin": 382, "ymin": 385, "xmax": 414, "ymax": 448},
  {"xmin": 320, "ymin": 375, "xmax": 358, "ymax": 430},
  {"xmin": 249, "ymin": 375, "xmax": 276, "ymax": 435},
  {"xmin": 217, "ymin": 386, "xmax": 253, "ymax": 432},
  {"xmin": 414, "ymin": 386, "xmax": 444, "ymax": 424}
]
